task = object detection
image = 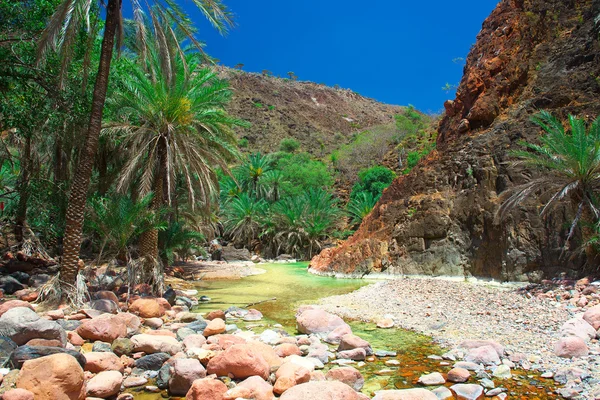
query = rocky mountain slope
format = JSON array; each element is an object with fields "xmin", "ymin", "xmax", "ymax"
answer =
[
  {"xmin": 219, "ymin": 68, "xmax": 403, "ymax": 154},
  {"xmin": 311, "ymin": 0, "xmax": 600, "ymax": 281}
]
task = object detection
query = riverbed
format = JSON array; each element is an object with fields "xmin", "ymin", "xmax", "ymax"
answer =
[{"xmin": 180, "ymin": 262, "xmax": 560, "ymax": 398}]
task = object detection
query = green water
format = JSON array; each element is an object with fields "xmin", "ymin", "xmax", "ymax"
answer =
[
  {"xmin": 130, "ymin": 262, "xmax": 558, "ymax": 399},
  {"xmin": 192, "ymin": 261, "xmax": 367, "ymax": 328}
]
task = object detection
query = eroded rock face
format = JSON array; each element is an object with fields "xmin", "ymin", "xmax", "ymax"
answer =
[{"xmin": 310, "ymin": 0, "xmax": 600, "ymax": 280}]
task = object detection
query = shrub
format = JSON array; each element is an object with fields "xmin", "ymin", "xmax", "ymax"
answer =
[
  {"xmin": 238, "ymin": 138, "xmax": 249, "ymax": 148},
  {"xmin": 350, "ymin": 166, "xmax": 395, "ymax": 201},
  {"xmin": 279, "ymin": 138, "xmax": 300, "ymax": 153},
  {"xmin": 276, "ymin": 152, "xmax": 335, "ymax": 196}
]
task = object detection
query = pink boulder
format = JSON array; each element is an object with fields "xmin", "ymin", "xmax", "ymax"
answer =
[
  {"xmin": 296, "ymin": 309, "xmax": 350, "ymax": 337},
  {"xmin": 2, "ymin": 388, "xmax": 35, "ymax": 400},
  {"xmin": 280, "ymin": 381, "xmax": 361, "ymax": 400},
  {"xmin": 86, "ymin": 370, "xmax": 123, "ymax": 398},
  {"xmin": 203, "ymin": 318, "xmax": 226, "ymax": 336},
  {"xmin": 274, "ymin": 362, "xmax": 311, "ymax": 395},
  {"xmin": 583, "ymin": 304, "xmax": 600, "ymax": 330},
  {"xmin": 326, "ymin": 366, "xmax": 364, "ymax": 391},
  {"xmin": 169, "ymin": 358, "xmax": 207, "ymax": 396},
  {"xmin": 464, "ymin": 345, "xmax": 500, "ymax": 365},
  {"xmin": 554, "ymin": 337, "xmax": 589, "ymax": 358},
  {"xmin": 338, "ymin": 334, "xmax": 373, "ymax": 355},
  {"xmin": 84, "ymin": 351, "xmax": 124, "ymax": 373},
  {"xmin": 17, "ymin": 353, "xmax": 85, "ymax": 400},
  {"xmin": 186, "ymin": 377, "xmax": 228, "ymax": 400},
  {"xmin": 206, "ymin": 344, "xmax": 270, "ymax": 379},
  {"xmin": 76, "ymin": 314, "xmax": 127, "ymax": 342},
  {"xmin": 129, "ymin": 298, "xmax": 165, "ymax": 318},
  {"xmin": 0, "ymin": 300, "xmax": 34, "ymax": 317},
  {"xmin": 373, "ymin": 389, "xmax": 438, "ymax": 399}
]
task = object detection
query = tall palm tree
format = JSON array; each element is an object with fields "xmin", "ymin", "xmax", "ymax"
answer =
[
  {"xmin": 498, "ymin": 111, "xmax": 600, "ymax": 253},
  {"xmin": 37, "ymin": 0, "xmax": 234, "ymax": 289},
  {"xmin": 106, "ymin": 37, "xmax": 246, "ymax": 292}
]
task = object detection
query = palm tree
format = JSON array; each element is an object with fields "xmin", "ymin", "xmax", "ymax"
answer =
[
  {"xmin": 237, "ymin": 153, "xmax": 273, "ymax": 198},
  {"xmin": 37, "ymin": 0, "xmax": 234, "ymax": 290},
  {"xmin": 106, "ymin": 37, "xmax": 246, "ymax": 292},
  {"xmin": 498, "ymin": 111, "xmax": 600, "ymax": 253},
  {"xmin": 221, "ymin": 193, "xmax": 267, "ymax": 248},
  {"xmin": 347, "ymin": 192, "xmax": 377, "ymax": 228}
]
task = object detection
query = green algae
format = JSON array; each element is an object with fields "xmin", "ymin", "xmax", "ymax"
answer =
[{"xmin": 127, "ymin": 262, "xmax": 559, "ymax": 399}]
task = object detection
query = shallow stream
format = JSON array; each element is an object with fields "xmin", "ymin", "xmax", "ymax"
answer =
[{"xmin": 132, "ymin": 262, "xmax": 558, "ymax": 399}]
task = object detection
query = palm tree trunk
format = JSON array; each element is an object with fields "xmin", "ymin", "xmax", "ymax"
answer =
[
  {"xmin": 138, "ymin": 137, "xmax": 167, "ymax": 293},
  {"xmin": 60, "ymin": 0, "xmax": 121, "ymax": 287},
  {"xmin": 14, "ymin": 134, "xmax": 31, "ymax": 243}
]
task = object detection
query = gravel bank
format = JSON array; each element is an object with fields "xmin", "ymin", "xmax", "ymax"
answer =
[{"xmin": 316, "ymin": 277, "xmax": 600, "ymax": 384}]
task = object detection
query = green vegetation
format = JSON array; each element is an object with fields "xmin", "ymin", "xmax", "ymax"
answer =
[
  {"xmin": 498, "ymin": 111, "xmax": 600, "ymax": 255},
  {"xmin": 279, "ymin": 138, "xmax": 300, "ymax": 153},
  {"xmin": 351, "ymin": 166, "xmax": 396, "ymax": 201}
]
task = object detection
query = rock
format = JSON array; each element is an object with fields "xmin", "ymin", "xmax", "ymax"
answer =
[
  {"xmin": 185, "ymin": 377, "xmax": 228, "ymax": 400},
  {"xmin": 183, "ymin": 334, "xmax": 207, "ymax": 350},
  {"xmin": 130, "ymin": 334, "xmax": 182, "ymax": 355},
  {"xmin": 248, "ymin": 340, "xmax": 283, "ymax": 368},
  {"xmin": 156, "ymin": 364, "xmax": 171, "ymax": 389},
  {"xmin": 418, "ymin": 372, "xmax": 445, "ymax": 386},
  {"xmin": 88, "ymin": 299, "xmax": 119, "ymax": 314},
  {"xmin": 205, "ymin": 310, "xmax": 225, "ymax": 321},
  {"xmin": 0, "ymin": 276, "xmax": 24, "ymax": 295},
  {"xmin": 449, "ymin": 384, "xmax": 484, "ymax": 400},
  {"xmin": 222, "ymin": 245, "xmax": 252, "ymax": 261},
  {"xmin": 0, "ymin": 307, "xmax": 66, "ymax": 346},
  {"xmin": 177, "ymin": 328, "xmax": 195, "ymax": 341},
  {"xmin": 93, "ymin": 290, "xmax": 119, "ymax": 303},
  {"xmin": 560, "ymin": 317, "xmax": 597, "ymax": 342},
  {"xmin": 86, "ymin": 370, "xmax": 122, "ymax": 398},
  {"xmin": 0, "ymin": 336, "xmax": 18, "ymax": 365},
  {"xmin": 134, "ymin": 352, "xmax": 171, "ymax": 370},
  {"xmin": 76, "ymin": 314, "xmax": 126, "ymax": 343},
  {"xmin": 583, "ymin": 304, "xmax": 600, "ymax": 330},
  {"xmin": 376, "ymin": 318, "xmax": 394, "ymax": 329},
  {"xmin": 144, "ymin": 317, "xmax": 163, "ymax": 329},
  {"xmin": 203, "ymin": 318, "xmax": 226, "ymax": 336},
  {"xmin": 163, "ymin": 286, "xmax": 176, "ymax": 306},
  {"xmin": 112, "ymin": 312, "xmax": 141, "ymax": 335},
  {"xmin": 111, "ymin": 338, "xmax": 134, "ymax": 356},
  {"xmin": 232, "ymin": 376, "xmax": 274, "ymax": 400},
  {"xmin": 0, "ymin": 300, "xmax": 34, "ymax": 317},
  {"xmin": 296, "ymin": 308, "xmax": 350, "ymax": 338},
  {"xmin": 46, "ymin": 309, "xmax": 64, "ymax": 320},
  {"xmin": 325, "ymin": 324, "xmax": 353, "ymax": 344},
  {"xmin": 554, "ymin": 336, "xmax": 589, "ymax": 358},
  {"xmin": 431, "ymin": 386, "xmax": 454, "ymax": 400},
  {"xmin": 337, "ymin": 348, "xmax": 366, "ymax": 361},
  {"xmin": 2, "ymin": 388, "xmax": 35, "ymax": 400},
  {"xmin": 274, "ymin": 362, "xmax": 311, "ymax": 395},
  {"xmin": 91, "ymin": 341, "xmax": 112, "ymax": 352},
  {"xmin": 492, "ymin": 364, "xmax": 511, "ymax": 379},
  {"xmin": 123, "ymin": 376, "xmax": 148, "ymax": 388},
  {"xmin": 464, "ymin": 345, "xmax": 500, "ymax": 365},
  {"xmin": 326, "ymin": 366, "xmax": 364, "ymax": 391},
  {"xmin": 280, "ymin": 381, "xmax": 361, "ymax": 400},
  {"xmin": 16, "ymin": 353, "xmax": 85, "ymax": 400},
  {"xmin": 9, "ymin": 345, "xmax": 86, "ymax": 369},
  {"xmin": 453, "ymin": 361, "xmax": 482, "ymax": 371},
  {"xmin": 84, "ymin": 351, "xmax": 124, "ymax": 373},
  {"xmin": 243, "ymin": 309, "xmax": 263, "ymax": 321},
  {"xmin": 56, "ymin": 319, "xmax": 81, "ymax": 331},
  {"xmin": 28, "ymin": 274, "xmax": 50, "ymax": 288},
  {"xmin": 206, "ymin": 344, "xmax": 269, "ymax": 379},
  {"xmin": 372, "ymin": 389, "xmax": 438, "ymax": 399},
  {"xmin": 553, "ymin": 367, "xmax": 590, "ymax": 385},
  {"xmin": 276, "ymin": 343, "xmax": 302, "ymax": 357},
  {"xmin": 459, "ymin": 340, "xmax": 503, "ymax": 357},
  {"xmin": 338, "ymin": 334, "xmax": 373, "ymax": 355},
  {"xmin": 129, "ymin": 298, "xmax": 165, "ymax": 318},
  {"xmin": 169, "ymin": 358, "xmax": 207, "ymax": 396},
  {"xmin": 447, "ymin": 367, "xmax": 470, "ymax": 383}
]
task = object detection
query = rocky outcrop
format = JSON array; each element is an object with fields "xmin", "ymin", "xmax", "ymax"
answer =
[{"xmin": 311, "ymin": 0, "xmax": 600, "ymax": 281}]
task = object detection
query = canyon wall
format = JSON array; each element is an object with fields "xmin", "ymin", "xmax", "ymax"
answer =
[{"xmin": 311, "ymin": 0, "xmax": 600, "ymax": 281}]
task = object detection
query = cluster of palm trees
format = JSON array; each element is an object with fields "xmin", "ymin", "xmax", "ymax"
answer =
[
  {"xmin": 219, "ymin": 153, "xmax": 343, "ymax": 259},
  {"xmin": 32, "ymin": 0, "xmax": 238, "ymax": 295}
]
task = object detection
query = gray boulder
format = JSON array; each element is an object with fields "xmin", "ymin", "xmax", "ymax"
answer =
[{"xmin": 0, "ymin": 307, "xmax": 67, "ymax": 346}]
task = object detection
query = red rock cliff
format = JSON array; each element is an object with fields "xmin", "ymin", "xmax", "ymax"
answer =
[{"xmin": 310, "ymin": 0, "xmax": 600, "ymax": 281}]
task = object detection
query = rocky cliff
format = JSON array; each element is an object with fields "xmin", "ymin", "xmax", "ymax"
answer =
[
  {"xmin": 310, "ymin": 0, "xmax": 600, "ymax": 281},
  {"xmin": 219, "ymin": 68, "xmax": 403, "ymax": 155}
]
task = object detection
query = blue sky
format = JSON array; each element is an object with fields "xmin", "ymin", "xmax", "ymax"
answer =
[{"xmin": 186, "ymin": 1, "xmax": 500, "ymax": 113}]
